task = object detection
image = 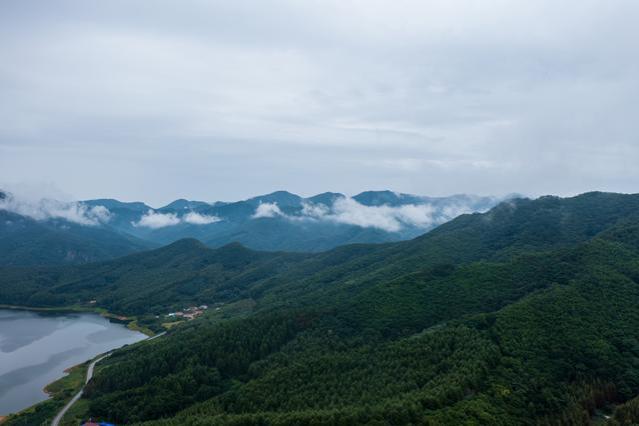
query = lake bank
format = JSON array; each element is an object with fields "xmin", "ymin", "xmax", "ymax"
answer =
[
  {"xmin": 0, "ymin": 304, "xmax": 155, "ymax": 336},
  {"xmin": 0, "ymin": 309, "xmax": 146, "ymax": 415}
]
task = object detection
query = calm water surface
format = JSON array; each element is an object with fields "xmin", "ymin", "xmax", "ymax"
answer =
[{"xmin": 0, "ymin": 309, "xmax": 146, "ymax": 415}]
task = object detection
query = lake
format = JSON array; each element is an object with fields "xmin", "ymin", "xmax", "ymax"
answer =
[{"xmin": 0, "ymin": 308, "xmax": 146, "ymax": 415}]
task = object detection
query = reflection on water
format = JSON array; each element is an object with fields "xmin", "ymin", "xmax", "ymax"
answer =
[{"xmin": 0, "ymin": 309, "xmax": 146, "ymax": 415}]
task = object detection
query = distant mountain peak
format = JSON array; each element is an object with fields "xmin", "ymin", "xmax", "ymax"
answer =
[
  {"xmin": 353, "ymin": 190, "xmax": 418, "ymax": 206},
  {"xmin": 159, "ymin": 199, "xmax": 211, "ymax": 211},
  {"xmin": 0, "ymin": 189, "xmax": 516, "ymax": 264},
  {"xmin": 263, "ymin": 190, "xmax": 301, "ymax": 199},
  {"xmin": 162, "ymin": 237, "xmax": 209, "ymax": 251},
  {"xmin": 247, "ymin": 191, "xmax": 302, "ymax": 207},
  {"xmin": 306, "ymin": 192, "xmax": 345, "ymax": 205},
  {"xmin": 83, "ymin": 198, "xmax": 151, "ymax": 211}
]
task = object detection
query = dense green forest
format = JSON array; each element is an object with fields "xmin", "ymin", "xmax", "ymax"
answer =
[
  {"xmin": 5, "ymin": 192, "xmax": 639, "ymax": 425},
  {"xmin": 0, "ymin": 190, "xmax": 505, "ymax": 265},
  {"xmin": 0, "ymin": 209, "xmax": 154, "ymax": 267},
  {"xmin": 3, "ymin": 192, "xmax": 639, "ymax": 316}
]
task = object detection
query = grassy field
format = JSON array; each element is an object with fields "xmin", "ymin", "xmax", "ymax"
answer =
[{"xmin": 125, "ymin": 319, "xmax": 155, "ymax": 336}]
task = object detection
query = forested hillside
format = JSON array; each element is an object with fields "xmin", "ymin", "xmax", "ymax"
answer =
[
  {"xmin": 4, "ymin": 192, "xmax": 639, "ymax": 425},
  {"xmin": 2, "ymin": 192, "xmax": 638, "ymax": 317},
  {"xmin": 83, "ymin": 190, "xmax": 508, "ymax": 252},
  {"xmin": 0, "ymin": 239, "xmax": 308, "ymax": 315},
  {"xmin": 0, "ymin": 189, "xmax": 507, "ymax": 266},
  {"xmin": 0, "ymin": 209, "xmax": 154, "ymax": 267}
]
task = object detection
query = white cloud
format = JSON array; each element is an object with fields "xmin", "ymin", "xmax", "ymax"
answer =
[
  {"xmin": 323, "ymin": 199, "xmax": 446, "ymax": 232},
  {"xmin": 327, "ymin": 198, "xmax": 405, "ymax": 232},
  {"xmin": 250, "ymin": 197, "xmax": 484, "ymax": 232},
  {"xmin": 300, "ymin": 201, "xmax": 330, "ymax": 218},
  {"xmin": 87, "ymin": 205, "xmax": 111, "ymax": 223},
  {"xmin": 252, "ymin": 202, "xmax": 284, "ymax": 219},
  {"xmin": 0, "ymin": 192, "xmax": 111, "ymax": 226},
  {"xmin": 393, "ymin": 203, "xmax": 437, "ymax": 228},
  {"xmin": 134, "ymin": 210, "xmax": 180, "ymax": 229},
  {"xmin": 183, "ymin": 211, "xmax": 220, "ymax": 225},
  {"xmin": 440, "ymin": 203, "xmax": 476, "ymax": 220},
  {"xmin": 133, "ymin": 210, "xmax": 222, "ymax": 228},
  {"xmin": 2, "ymin": 1, "xmax": 639, "ymax": 202}
]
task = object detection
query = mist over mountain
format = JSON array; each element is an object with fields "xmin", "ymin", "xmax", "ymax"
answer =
[
  {"xmin": 5, "ymin": 191, "xmax": 639, "ymax": 425},
  {"xmin": 0, "ymin": 190, "xmax": 155, "ymax": 266},
  {"xmin": 86, "ymin": 190, "xmax": 513, "ymax": 251},
  {"xmin": 3, "ymin": 1, "xmax": 639, "ymax": 424},
  {"xmin": 0, "ymin": 189, "xmax": 513, "ymax": 265}
]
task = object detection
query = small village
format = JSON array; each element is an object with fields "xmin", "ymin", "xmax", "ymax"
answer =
[{"xmin": 165, "ymin": 304, "xmax": 209, "ymax": 321}]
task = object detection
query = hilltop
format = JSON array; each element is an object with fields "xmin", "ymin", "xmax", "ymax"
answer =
[{"xmin": 5, "ymin": 191, "xmax": 639, "ymax": 424}]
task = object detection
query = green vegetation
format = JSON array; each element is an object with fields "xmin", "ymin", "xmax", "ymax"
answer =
[
  {"xmin": 58, "ymin": 398, "xmax": 91, "ymax": 426},
  {"xmin": 0, "ymin": 304, "xmax": 157, "ymax": 335},
  {"xmin": 126, "ymin": 319, "xmax": 156, "ymax": 336},
  {"xmin": 607, "ymin": 395, "xmax": 639, "ymax": 425},
  {"xmin": 0, "ymin": 240, "xmax": 309, "ymax": 316},
  {"xmin": 5, "ymin": 192, "xmax": 639, "ymax": 317},
  {"xmin": 84, "ymin": 236, "xmax": 639, "ymax": 425},
  {"xmin": 5, "ymin": 192, "xmax": 639, "ymax": 424},
  {"xmin": 0, "ymin": 209, "xmax": 154, "ymax": 267}
]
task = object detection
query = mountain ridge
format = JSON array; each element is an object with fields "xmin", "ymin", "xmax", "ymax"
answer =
[
  {"xmin": 2, "ymin": 191, "xmax": 636, "ymax": 316},
  {"xmin": 5, "ymin": 190, "xmax": 639, "ymax": 425},
  {"xmin": 0, "ymin": 189, "xmax": 512, "ymax": 265}
]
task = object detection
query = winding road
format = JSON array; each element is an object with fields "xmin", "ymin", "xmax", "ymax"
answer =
[
  {"xmin": 51, "ymin": 354, "xmax": 109, "ymax": 426},
  {"xmin": 51, "ymin": 332, "xmax": 165, "ymax": 426}
]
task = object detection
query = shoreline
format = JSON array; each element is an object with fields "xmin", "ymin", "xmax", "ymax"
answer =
[
  {"xmin": 0, "ymin": 304, "xmax": 94, "ymax": 314},
  {"xmin": 0, "ymin": 360, "xmax": 89, "ymax": 422},
  {"xmin": 42, "ymin": 362, "xmax": 84, "ymax": 396},
  {"xmin": 0, "ymin": 304, "xmax": 155, "ymax": 336},
  {"xmin": 1, "ymin": 323, "xmax": 159, "ymax": 424}
]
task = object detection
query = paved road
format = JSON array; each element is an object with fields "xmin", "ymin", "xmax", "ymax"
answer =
[
  {"xmin": 51, "ymin": 332, "xmax": 166, "ymax": 426},
  {"xmin": 51, "ymin": 354, "xmax": 109, "ymax": 426},
  {"xmin": 147, "ymin": 331, "xmax": 166, "ymax": 341}
]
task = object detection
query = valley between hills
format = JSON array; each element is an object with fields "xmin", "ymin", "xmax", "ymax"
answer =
[{"xmin": 2, "ymin": 192, "xmax": 639, "ymax": 425}]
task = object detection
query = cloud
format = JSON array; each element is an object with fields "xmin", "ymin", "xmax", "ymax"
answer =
[
  {"xmin": 324, "ymin": 198, "xmax": 442, "ymax": 232},
  {"xmin": 2, "ymin": 1, "xmax": 639, "ymax": 203},
  {"xmin": 300, "ymin": 201, "xmax": 331, "ymax": 218},
  {"xmin": 133, "ymin": 210, "xmax": 221, "ymax": 228},
  {"xmin": 0, "ymin": 192, "xmax": 111, "ymax": 226},
  {"xmin": 250, "ymin": 197, "xmax": 492, "ymax": 232},
  {"xmin": 326, "ymin": 198, "xmax": 406, "ymax": 232},
  {"xmin": 392, "ymin": 203, "xmax": 438, "ymax": 228},
  {"xmin": 252, "ymin": 202, "xmax": 284, "ymax": 219},
  {"xmin": 440, "ymin": 203, "xmax": 477, "ymax": 220},
  {"xmin": 134, "ymin": 210, "xmax": 180, "ymax": 229},
  {"xmin": 182, "ymin": 211, "xmax": 220, "ymax": 225}
]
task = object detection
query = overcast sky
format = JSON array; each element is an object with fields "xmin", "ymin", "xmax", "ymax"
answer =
[{"xmin": 1, "ymin": 1, "xmax": 638, "ymax": 206}]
